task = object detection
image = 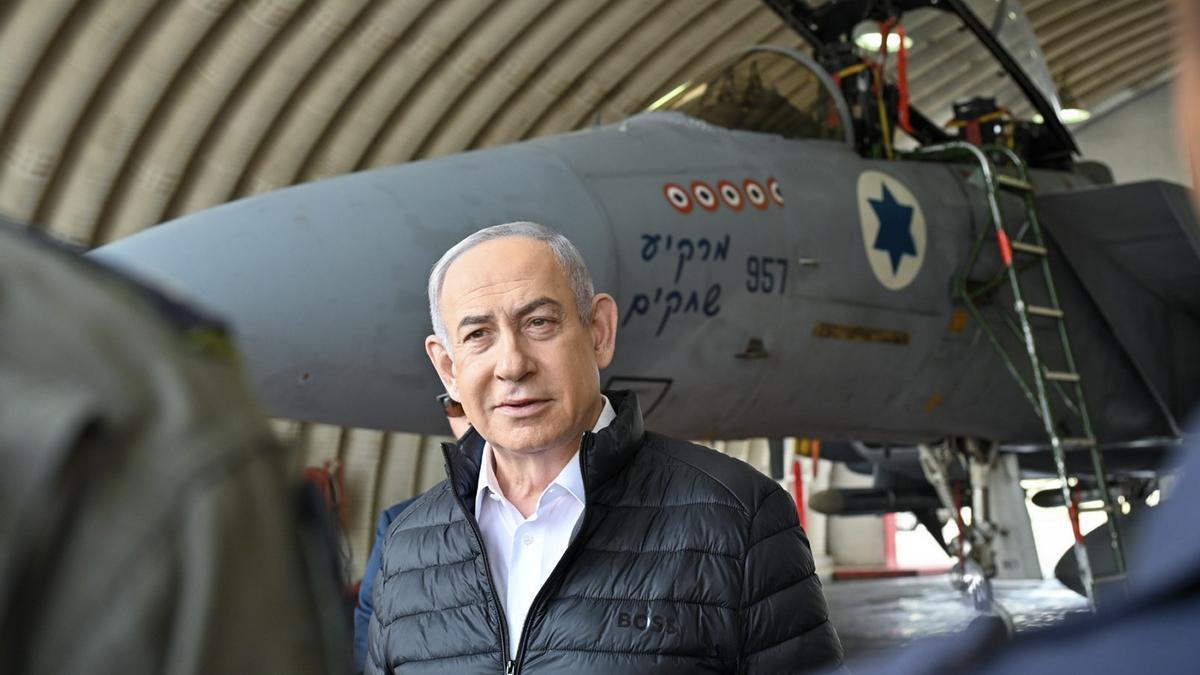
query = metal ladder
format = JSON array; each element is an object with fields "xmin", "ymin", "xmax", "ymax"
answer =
[{"xmin": 905, "ymin": 141, "xmax": 1127, "ymax": 609}]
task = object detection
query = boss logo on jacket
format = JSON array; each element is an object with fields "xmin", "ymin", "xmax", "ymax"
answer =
[{"xmin": 616, "ymin": 611, "xmax": 679, "ymax": 634}]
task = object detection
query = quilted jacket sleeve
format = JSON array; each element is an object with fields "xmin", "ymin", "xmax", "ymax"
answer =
[
  {"xmin": 356, "ymin": 499, "xmax": 418, "ymax": 674},
  {"xmin": 365, "ymin": 559, "xmax": 389, "ymax": 675},
  {"xmin": 355, "ymin": 510, "xmax": 391, "ymax": 673},
  {"xmin": 739, "ymin": 487, "xmax": 843, "ymax": 673}
]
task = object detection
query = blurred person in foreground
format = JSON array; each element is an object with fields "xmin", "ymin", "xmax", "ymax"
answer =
[
  {"xmin": 0, "ymin": 220, "xmax": 347, "ymax": 674},
  {"xmin": 352, "ymin": 394, "xmax": 472, "ymax": 673},
  {"xmin": 842, "ymin": 2, "xmax": 1200, "ymax": 672},
  {"xmin": 366, "ymin": 222, "xmax": 842, "ymax": 674}
]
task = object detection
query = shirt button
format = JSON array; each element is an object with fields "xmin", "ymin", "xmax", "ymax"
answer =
[{"xmin": 522, "ymin": 534, "xmax": 534, "ymax": 546}]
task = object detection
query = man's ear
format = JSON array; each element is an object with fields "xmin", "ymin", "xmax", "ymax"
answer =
[
  {"xmin": 425, "ymin": 335, "xmax": 459, "ymax": 400},
  {"xmin": 588, "ymin": 293, "xmax": 618, "ymax": 369}
]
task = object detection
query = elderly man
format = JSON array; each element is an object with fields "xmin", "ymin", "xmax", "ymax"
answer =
[{"xmin": 366, "ymin": 222, "xmax": 842, "ymax": 674}]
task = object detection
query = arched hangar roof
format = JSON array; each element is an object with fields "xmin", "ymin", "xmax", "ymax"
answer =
[{"xmin": 0, "ymin": 0, "xmax": 1175, "ymax": 246}]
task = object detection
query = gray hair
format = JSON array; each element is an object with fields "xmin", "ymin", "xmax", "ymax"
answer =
[{"xmin": 428, "ymin": 222, "xmax": 595, "ymax": 348}]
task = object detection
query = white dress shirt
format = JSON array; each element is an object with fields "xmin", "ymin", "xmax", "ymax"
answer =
[{"xmin": 475, "ymin": 396, "xmax": 616, "ymax": 659}]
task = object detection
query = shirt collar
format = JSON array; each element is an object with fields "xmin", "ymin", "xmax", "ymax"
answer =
[{"xmin": 475, "ymin": 395, "xmax": 616, "ymax": 518}]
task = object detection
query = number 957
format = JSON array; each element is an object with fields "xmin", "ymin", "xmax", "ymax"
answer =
[{"xmin": 746, "ymin": 256, "xmax": 787, "ymax": 294}]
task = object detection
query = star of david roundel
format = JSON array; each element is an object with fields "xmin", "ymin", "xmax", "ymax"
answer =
[{"xmin": 856, "ymin": 170, "xmax": 927, "ymax": 290}]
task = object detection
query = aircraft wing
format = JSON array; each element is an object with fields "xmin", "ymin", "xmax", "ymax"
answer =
[{"xmin": 1037, "ymin": 180, "xmax": 1200, "ymax": 434}]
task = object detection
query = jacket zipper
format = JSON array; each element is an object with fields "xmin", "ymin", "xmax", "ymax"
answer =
[
  {"xmin": 445, "ymin": 446, "xmax": 513, "ymax": 672},
  {"xmin": 509, "ymin": 433, "xmax": 596, "ymax": 674},
  {"xmin": 463, "ymin": 507, "xmax": 513, "ymax": 672}
]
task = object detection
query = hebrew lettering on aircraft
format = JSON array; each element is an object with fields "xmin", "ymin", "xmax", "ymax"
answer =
[
  {"xmin": 623, "ymin": 285, "xmax": 723, "ymax": 337},
  {"xmin": 625, "ymin": 176, "xmax": 790, "ymax": 336},
  {"xmin": 640, "ymin": 233, "xmax": 731, "ymax": 283}
]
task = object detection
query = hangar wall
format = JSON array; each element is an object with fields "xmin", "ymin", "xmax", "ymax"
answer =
[{"xmin": 1075, "ymin": 82, "xmax": 1191, "ymax": 186}]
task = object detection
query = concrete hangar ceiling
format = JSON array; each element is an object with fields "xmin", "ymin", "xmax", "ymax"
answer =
[{"xmin": 0, "ymin": 0, "xmax": 1176, "ymax": 249}]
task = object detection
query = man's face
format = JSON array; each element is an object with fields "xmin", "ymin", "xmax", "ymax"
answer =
[{"xmin": 426, "ymin": 237, "xmax": 617, "ymax": 457}]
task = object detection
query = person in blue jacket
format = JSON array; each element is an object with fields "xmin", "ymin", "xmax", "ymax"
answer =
[{"xmin": 352, "ymin": 394, "xmax": 472, "ymax": 673}]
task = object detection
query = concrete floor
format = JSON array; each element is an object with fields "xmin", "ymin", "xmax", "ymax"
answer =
[{"xmin": 825, "ymin": 576, "xmax": 1089, "ymax": 662}]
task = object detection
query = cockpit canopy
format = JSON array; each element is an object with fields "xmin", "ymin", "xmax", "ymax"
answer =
[
  {"xmin": 645, "ymin": 0, "xmax": 1076, "ymax": 167},
  {"xmin": 647, "ymin": 46, "xmax": 851, "ymax": 145}
]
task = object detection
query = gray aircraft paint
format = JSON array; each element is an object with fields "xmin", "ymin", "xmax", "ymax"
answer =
[{"xmin": 93, "ymin": 111, "xmax": 1192, "ymax": 450}]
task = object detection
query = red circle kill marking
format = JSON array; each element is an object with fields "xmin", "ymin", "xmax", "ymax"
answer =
[
  {"xmin": 717, "ymin": 180, "xmax": 743, "ymax": 211},
  {"xmin": 663, "ymin": 183, "xmax": 692, "ymax": 213},
  {"xmin": 767, "ymin": 177, "xmax": 784, "ymax": 206},
  {"xmin": 691, "ymin": 181, "xmax": 718, "ymax": 211},
  {"xmin": 744, "ymin": 179, "xmax": 768, "ymax": 209}
]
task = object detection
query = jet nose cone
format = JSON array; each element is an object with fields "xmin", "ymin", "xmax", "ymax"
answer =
[
  {"xmin": 93, "ymin": 188, "xmax": 439, "ymax": 432},
  {"xmin": 91, "ymin": 142, "xmax": 612, "ymax": 433}
]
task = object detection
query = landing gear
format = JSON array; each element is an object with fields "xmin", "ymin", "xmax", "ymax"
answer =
[{"xmin": 918, "ymin": 438, "xmax": 1040, "ymax": 630}]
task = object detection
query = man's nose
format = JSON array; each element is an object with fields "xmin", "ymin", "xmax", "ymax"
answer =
[{"xmin": 494, "ymin": 330, "xmax": 534, "ymax": 382}]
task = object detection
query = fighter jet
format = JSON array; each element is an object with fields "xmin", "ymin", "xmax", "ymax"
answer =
[{"xmin": 92, "ymin": 0, "xmax": 1199, "ymax": 602}]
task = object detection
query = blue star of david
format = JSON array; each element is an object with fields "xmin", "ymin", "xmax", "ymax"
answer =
[{"xmin": 869, "ymin": 185, "xmax": 918, "ymax": 275}]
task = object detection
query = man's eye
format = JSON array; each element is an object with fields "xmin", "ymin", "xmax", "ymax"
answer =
[
  {"xmin": 464, "ymin": 329, "xmax": 487, "ymax": 341},
  {"xmin": 528, "ymin": 317, "xmax": 555, "ymax": 329}
]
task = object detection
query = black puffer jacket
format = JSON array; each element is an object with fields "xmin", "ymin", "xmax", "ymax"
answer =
[{"xmin": 367, "ymin": 391, "xmax": 842, "ymax": 674}]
